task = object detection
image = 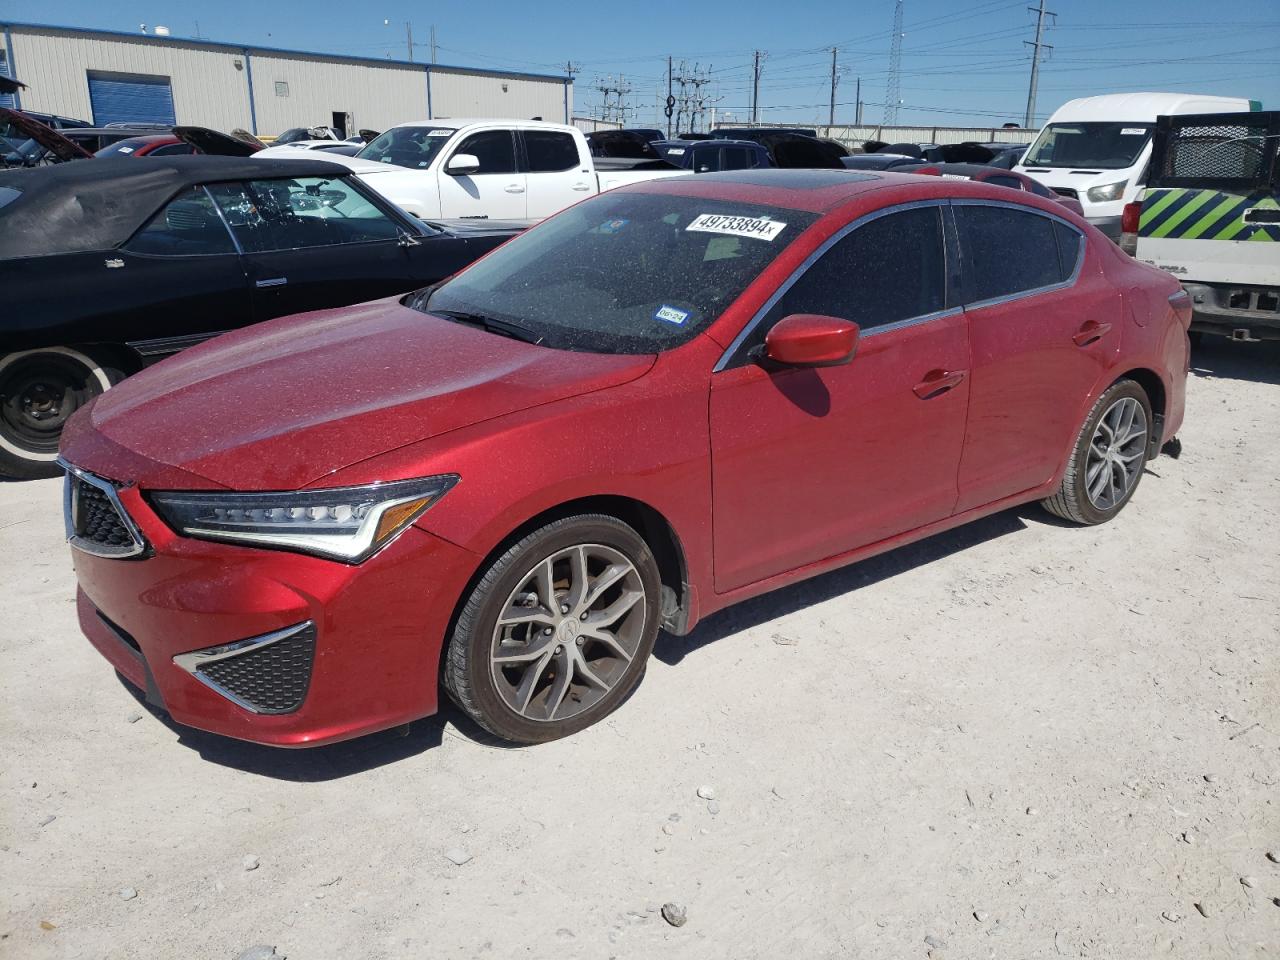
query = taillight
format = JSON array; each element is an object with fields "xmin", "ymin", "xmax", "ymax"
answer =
[
  {"xmin": 1121, "ymin": 201, "xmax": 1141, "ymax": 235},
  {"xmin": 1118, "ymin": 201, "xmax": 1142, "ymax": 255}
]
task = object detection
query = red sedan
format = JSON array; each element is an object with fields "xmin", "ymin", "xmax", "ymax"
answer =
[
  {"xmin": 59, "ymin": 170, "xmax": 1191, "ymax": 746},
  {"xmin": 93, "ymin": 134, "xmax": 196, "ymax": 158},
  {"xmin": 914, "ymin": 162, "xmax": 1087, "ymax": 217}
]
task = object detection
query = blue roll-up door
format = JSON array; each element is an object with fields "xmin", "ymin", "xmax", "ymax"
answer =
[{"xmin": 87, "ymin": 71, "xmax": 176, "ymax": 125}]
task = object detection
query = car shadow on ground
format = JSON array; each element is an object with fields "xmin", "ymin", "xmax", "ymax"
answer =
[
  {"xmin": 656, "ymin": 503, "xmax": 1038, "ymax": 664},
  {"xmin": 119, "ymin": 675, "xmax": 514, "ymax": 782},
  {"xmin": 1190, "ymin": 337, "xmax": 1280, "ymax": 386}
]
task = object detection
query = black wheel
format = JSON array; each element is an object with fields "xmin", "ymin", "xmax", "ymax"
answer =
[
  {"xmin": 0, "ymin": 348, "xmax": 124, "ymax": 481},
  {"xmin": 1042, "ymin": 379, "xmax": 1153, "ymax": 525},
  {"xmin": 443, "ymin": 514, "xmax": 661, "ymax": 743}
]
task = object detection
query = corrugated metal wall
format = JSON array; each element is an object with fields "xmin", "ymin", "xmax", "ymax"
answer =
[
  {"xmin": 430, "ymin": 69, "xmax": 567, "ymax": 123},
  {"xmin": 250, "ymin": 53, "xmax": 426, "ymax": 134},
  {"xmin": 9, "ymin": 30, "xmax": 251, "ymax": 130},
  {"xmin": 4, "ymin": 25, "xmax": 573, "ymax": 136}
]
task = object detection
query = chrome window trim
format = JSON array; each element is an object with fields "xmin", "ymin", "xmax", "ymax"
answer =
[
  {"xmin": 172, "ymin": 620, "xmax": 314, "ymax": 715},
  {"xmin": 949, "ymin": 198, "xmax": 1086, "ymax": 311},
  {"xmin": 712, "ymin": 199, "xmax": 951, "ymax": 373},
  {"xmin": 711, "ymin": 197, "xmax": 1087, "ymax": 372},
  {"xmin": 58, "ymin": 458, "xmax": 148, "ymax": 560}
]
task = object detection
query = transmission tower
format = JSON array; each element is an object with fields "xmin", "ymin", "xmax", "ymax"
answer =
[{"xmin": 883, "ymin": 0, "xmax": 904, "ymax": 125}]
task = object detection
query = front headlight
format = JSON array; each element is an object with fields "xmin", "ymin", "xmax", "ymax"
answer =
[
  {"xmin": 149, "ymin": 475, "xmax": 459, "ymax": 563},
  {"xmin": 1086, "ymin": 180, "xmax": 1128, "ymax": 203}
]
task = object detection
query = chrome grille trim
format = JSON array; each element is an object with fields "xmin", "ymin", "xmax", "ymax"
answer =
[{"xmin": 58, "ymin": 458, "xmax": 148, "ymax": 559}]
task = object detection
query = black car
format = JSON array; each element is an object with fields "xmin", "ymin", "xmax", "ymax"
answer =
[
  {"xmin": 0, "ymin": 156, "xmax": 524, "ymax": 479},
  {"xmin": 653, "ymin": 138, "xmax": 770, "ymax": 172}
]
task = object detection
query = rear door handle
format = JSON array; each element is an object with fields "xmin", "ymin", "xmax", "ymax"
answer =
[
  {"xmin": 913, "ymin": 369, "xmax": 966, "ymax": 400},
  {"xmin": 504, "ymin": 184, "xmax": 525, "ymax": 194},
  {"xmin": 255, "ymin": 277, "xmax": 287, "ymax": 288},
  {"xmin": 1072, "ymin": 320, "xmax": 1112, "ymax": 347},
  {"xmin": 572, "ymin": 183, "xmax": 592, "ymax": 191}
]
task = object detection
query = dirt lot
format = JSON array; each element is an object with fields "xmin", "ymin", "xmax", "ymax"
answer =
[{"xmin": 2, "ymin": 339, "xmax": 1277, "ymax": 960}]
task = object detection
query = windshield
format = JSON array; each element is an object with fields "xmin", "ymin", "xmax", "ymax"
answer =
[
  {"xmin": 0, "ymin": 185, "xmax": 21, "ymax": 209},
  {"xmin": 94, "ymin": 138, "xmax": 147, "ymax": 157},
  {"xmin": 1023, "ymin": 122, "xmax": 1153, "ymax": 170},
  {"xmin": 356, "ymin": 126, "xmax": 456, "ymax": 168},
  {"xmin": 414, "ymin": 191, "xmax": 817, "ymax": 354}
]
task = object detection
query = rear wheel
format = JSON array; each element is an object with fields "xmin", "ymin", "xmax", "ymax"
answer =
[
  {"xmin": 0, "ymin": 348, "xmax": 122, "ymax": 480},
  {"xmin": 1042, "ymin": 379, "xmax": 1152, "ymax": 525},
  {"xmin": 443, "ymin": 514, "xmax": 661, "ymax": 743}
]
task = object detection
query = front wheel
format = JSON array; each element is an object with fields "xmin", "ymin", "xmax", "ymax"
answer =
[
  {"xmin": 0, "ymin": 348, "xmax": 122, "ymax": 480},
  {"xmin": 1042, "ymin": 379, "xmax": 1153, "ymax": 525},
  {"xmin": 443, "ymin": 514, "xmax": 661, "ymax": 743}
]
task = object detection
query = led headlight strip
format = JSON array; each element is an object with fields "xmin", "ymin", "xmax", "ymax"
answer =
[{"xmin": 150, "ymin": 475, "xmax": 459, "ymax": 563}]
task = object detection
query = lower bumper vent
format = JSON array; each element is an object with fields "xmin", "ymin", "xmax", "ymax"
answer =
[{"xmin": 174, "ymin": 622, "xmax": 315, "ymax": 715}]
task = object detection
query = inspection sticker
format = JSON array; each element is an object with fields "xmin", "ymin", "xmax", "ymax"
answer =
[
  {"xmin": 597, "ymin": 218, "xmax": 630, "ymax": 234},
  {"xmin": 686, "ymin": 214, "xmax": 787, "ymax": 241},
  {"xmin": 654, "ymin": 305, "xmax": 690, "ymax": 325}
]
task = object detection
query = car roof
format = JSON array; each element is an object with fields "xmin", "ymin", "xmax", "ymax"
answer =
[
  {"xmin": 0, "ymin": 155, "xmax": 356, "ymax": 259},
  {"xmin": 625, "ymin": 167, "xmax": 1073, "ymax": 217},
  {"xmin": 107, "ymin": 134, "xmax": 182, "ymax": 146},
  {"xmin": 1048, "ymin": 92, "xmax": 1252, "ymax": 123},
  {"xmin": 387, "ymin": 118, "xmax": 572, "ymax": 131}
]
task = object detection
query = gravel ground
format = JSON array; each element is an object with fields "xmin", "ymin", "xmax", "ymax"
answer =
[{"xmin": 2, "ymin": 338, "xmax": 1278, "ymax": 960}]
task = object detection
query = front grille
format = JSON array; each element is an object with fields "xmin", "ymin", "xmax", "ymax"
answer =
[
  {"xmin": 1051, "ymin": 187, "xmax": 1079, "ymax": 200},
  {"xmin": 76, "ymin": 478, "xmax": 132, "ymax": 548},
  {"xmin": 181, "ymin": 623, "xmax": 316, "ymax": 715},
  {"xmin": 63, "ymin": 465, "xmax": 147, "ymax": 559}
]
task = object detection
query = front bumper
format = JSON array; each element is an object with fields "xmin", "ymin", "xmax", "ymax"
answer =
[{"xmin": 71, "ymin": 480, "xmax": 481, "ymax": 747}]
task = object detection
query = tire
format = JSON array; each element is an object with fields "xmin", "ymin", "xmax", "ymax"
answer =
[
  {"xmin": 1042, "ymin": 379, "xmax": 1153, "ymax": 525},
  {"xmin": 443, "ymin": 514, "xmax": 661, "ymax": 743},
  {"xmin": 0, "ymin": 347, "xmax": 126, "ymax": 481}
]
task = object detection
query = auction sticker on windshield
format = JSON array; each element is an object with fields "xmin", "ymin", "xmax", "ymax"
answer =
[{"xmin": 687, "ymin": 214, "xmax": 787, "ymax": 241}]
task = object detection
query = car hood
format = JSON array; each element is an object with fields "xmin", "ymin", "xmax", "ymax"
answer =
[
  {"xmin": 79, "ymin": 298, "xmax": 656, "ymax": 490},
  {"xmin": 0, "ymin": 107, "xmax": 93, "ymax": 162},
  {"xmin": 173, "ymin": 126, "xmax": 265, "ymax": 156}
]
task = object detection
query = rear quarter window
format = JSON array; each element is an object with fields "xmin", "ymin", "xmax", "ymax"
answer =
[{"xmin": 955, "ymin": 205, "xmax": 1074, "ymax": 304}]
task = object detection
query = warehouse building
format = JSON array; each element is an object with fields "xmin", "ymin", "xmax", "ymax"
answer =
[{"xmin": 0, "ymin": 21, "xmax": 573, "ymax": 136}]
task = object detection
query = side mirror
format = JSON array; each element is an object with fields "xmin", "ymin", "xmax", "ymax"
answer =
[
  {"xmin": 763, "ymin": 313, "xmax": 859, "ymax": 368},
  {"xmin": 445, "ymin": 153, "xmax": 481, "ymax": 175}
]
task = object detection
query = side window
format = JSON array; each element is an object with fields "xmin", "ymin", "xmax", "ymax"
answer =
[
  {"xmin": 721, "ymin": 147, "xmax": 755, "ymax": 171},
  {"xmin": 1053, "ymin": 220, "xmax": 1083, "ymax": 278},
  {"xmin": 124, "ymin": 186, "xmax": 237, "ymax": 256},
  {"xmin": 737, "ymin": 206, "xmax": 946, "ymax": 361},
  {"xmin": 695, "ymin": 147, "xmax": 718, "ymax": 173},
  {"xmin": 955, "ymin": 205, "xmax": 1064, "ymax": 304},
  {"xmin": 210, "ymin": 177, "xmax": 401, "ymax": 252},
  {"xmin": 149, "ymin": 142, "xmax": 196, "ymax": 156},
  {"xmin": 453, "ymin": 130, "xmax": 517, "ymax": 174},
  {"xmin": 524, "ymin": 131, "xmax": 579, "ymax": 172}
]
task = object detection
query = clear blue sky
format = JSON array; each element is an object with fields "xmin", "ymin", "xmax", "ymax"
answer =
[{"xmin": 6, "ymin": 0, "xmax": 1278, "ymax": 127}]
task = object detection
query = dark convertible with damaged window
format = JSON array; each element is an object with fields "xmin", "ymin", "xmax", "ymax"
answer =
[{"xmin": 0, "ymin": 156, "xmax": 525, "ymax": 479}]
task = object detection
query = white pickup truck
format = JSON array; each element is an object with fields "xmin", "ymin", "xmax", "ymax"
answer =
[{"xmin": 301, "ymin": 119, "xmax": 690, "ymax": 221}]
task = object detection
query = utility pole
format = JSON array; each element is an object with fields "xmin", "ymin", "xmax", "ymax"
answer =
[
  {"xmin": 405, "ymin": 21, "xmax": 414, "ymax": 62},
  {"xmin": 855, "ymin": 76, "xmax": 862, "ymax": 125},
  {"xmin": 883, "ymin": 0, "xmax": 903, "ymax": 125},
  {"xmin": 670, "ymin": 56, "xmax": 680, "ymax": 140},
  {"xmin": 750, "ymin": 50, "xmax": 763, "ymax": 125},
  {"xmin": 828, "ymin": 47, "xmax": 838, "ymax": 128},
  {"xmin": 1023, "ymin": 0, "xmax": 1055, "ymax": 128},
  {"xmin": 430, "ymin": 25, "xmax": 437, "ymax": 64}
]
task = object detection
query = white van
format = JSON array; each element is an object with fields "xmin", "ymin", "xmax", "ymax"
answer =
[{"xmin": 1016, "ymin": 92, "xmax": 1259, "ymax": 239}]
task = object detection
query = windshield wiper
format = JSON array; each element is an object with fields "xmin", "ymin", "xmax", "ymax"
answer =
[{"xmin": 431, "ymin": 309, "xmax": 545, "ymax": 346}]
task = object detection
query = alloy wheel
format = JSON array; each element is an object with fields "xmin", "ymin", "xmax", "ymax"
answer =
[
  {"xmin": 489, "ymin": 544, "xmax": 647, "ymax": 723},
  {"xmin": 1084, "ymin": 396, "xmax": 1147, "ymax": 511}
]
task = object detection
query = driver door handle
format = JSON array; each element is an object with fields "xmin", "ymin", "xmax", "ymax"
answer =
[
  {"xmin": 504, "ymin": 184, "xmax": 525, "ymax": 194},
  {"xmin": 1072, "ymin": 320, "xmax": 1112, "ymax": 347},
  {"xmin": 572, "ymin": 183, "xmax": 592, "ymax": 191},
  {"xmin": 913, "ymin": 368, "xmax": 966, "ymax": 400}
]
